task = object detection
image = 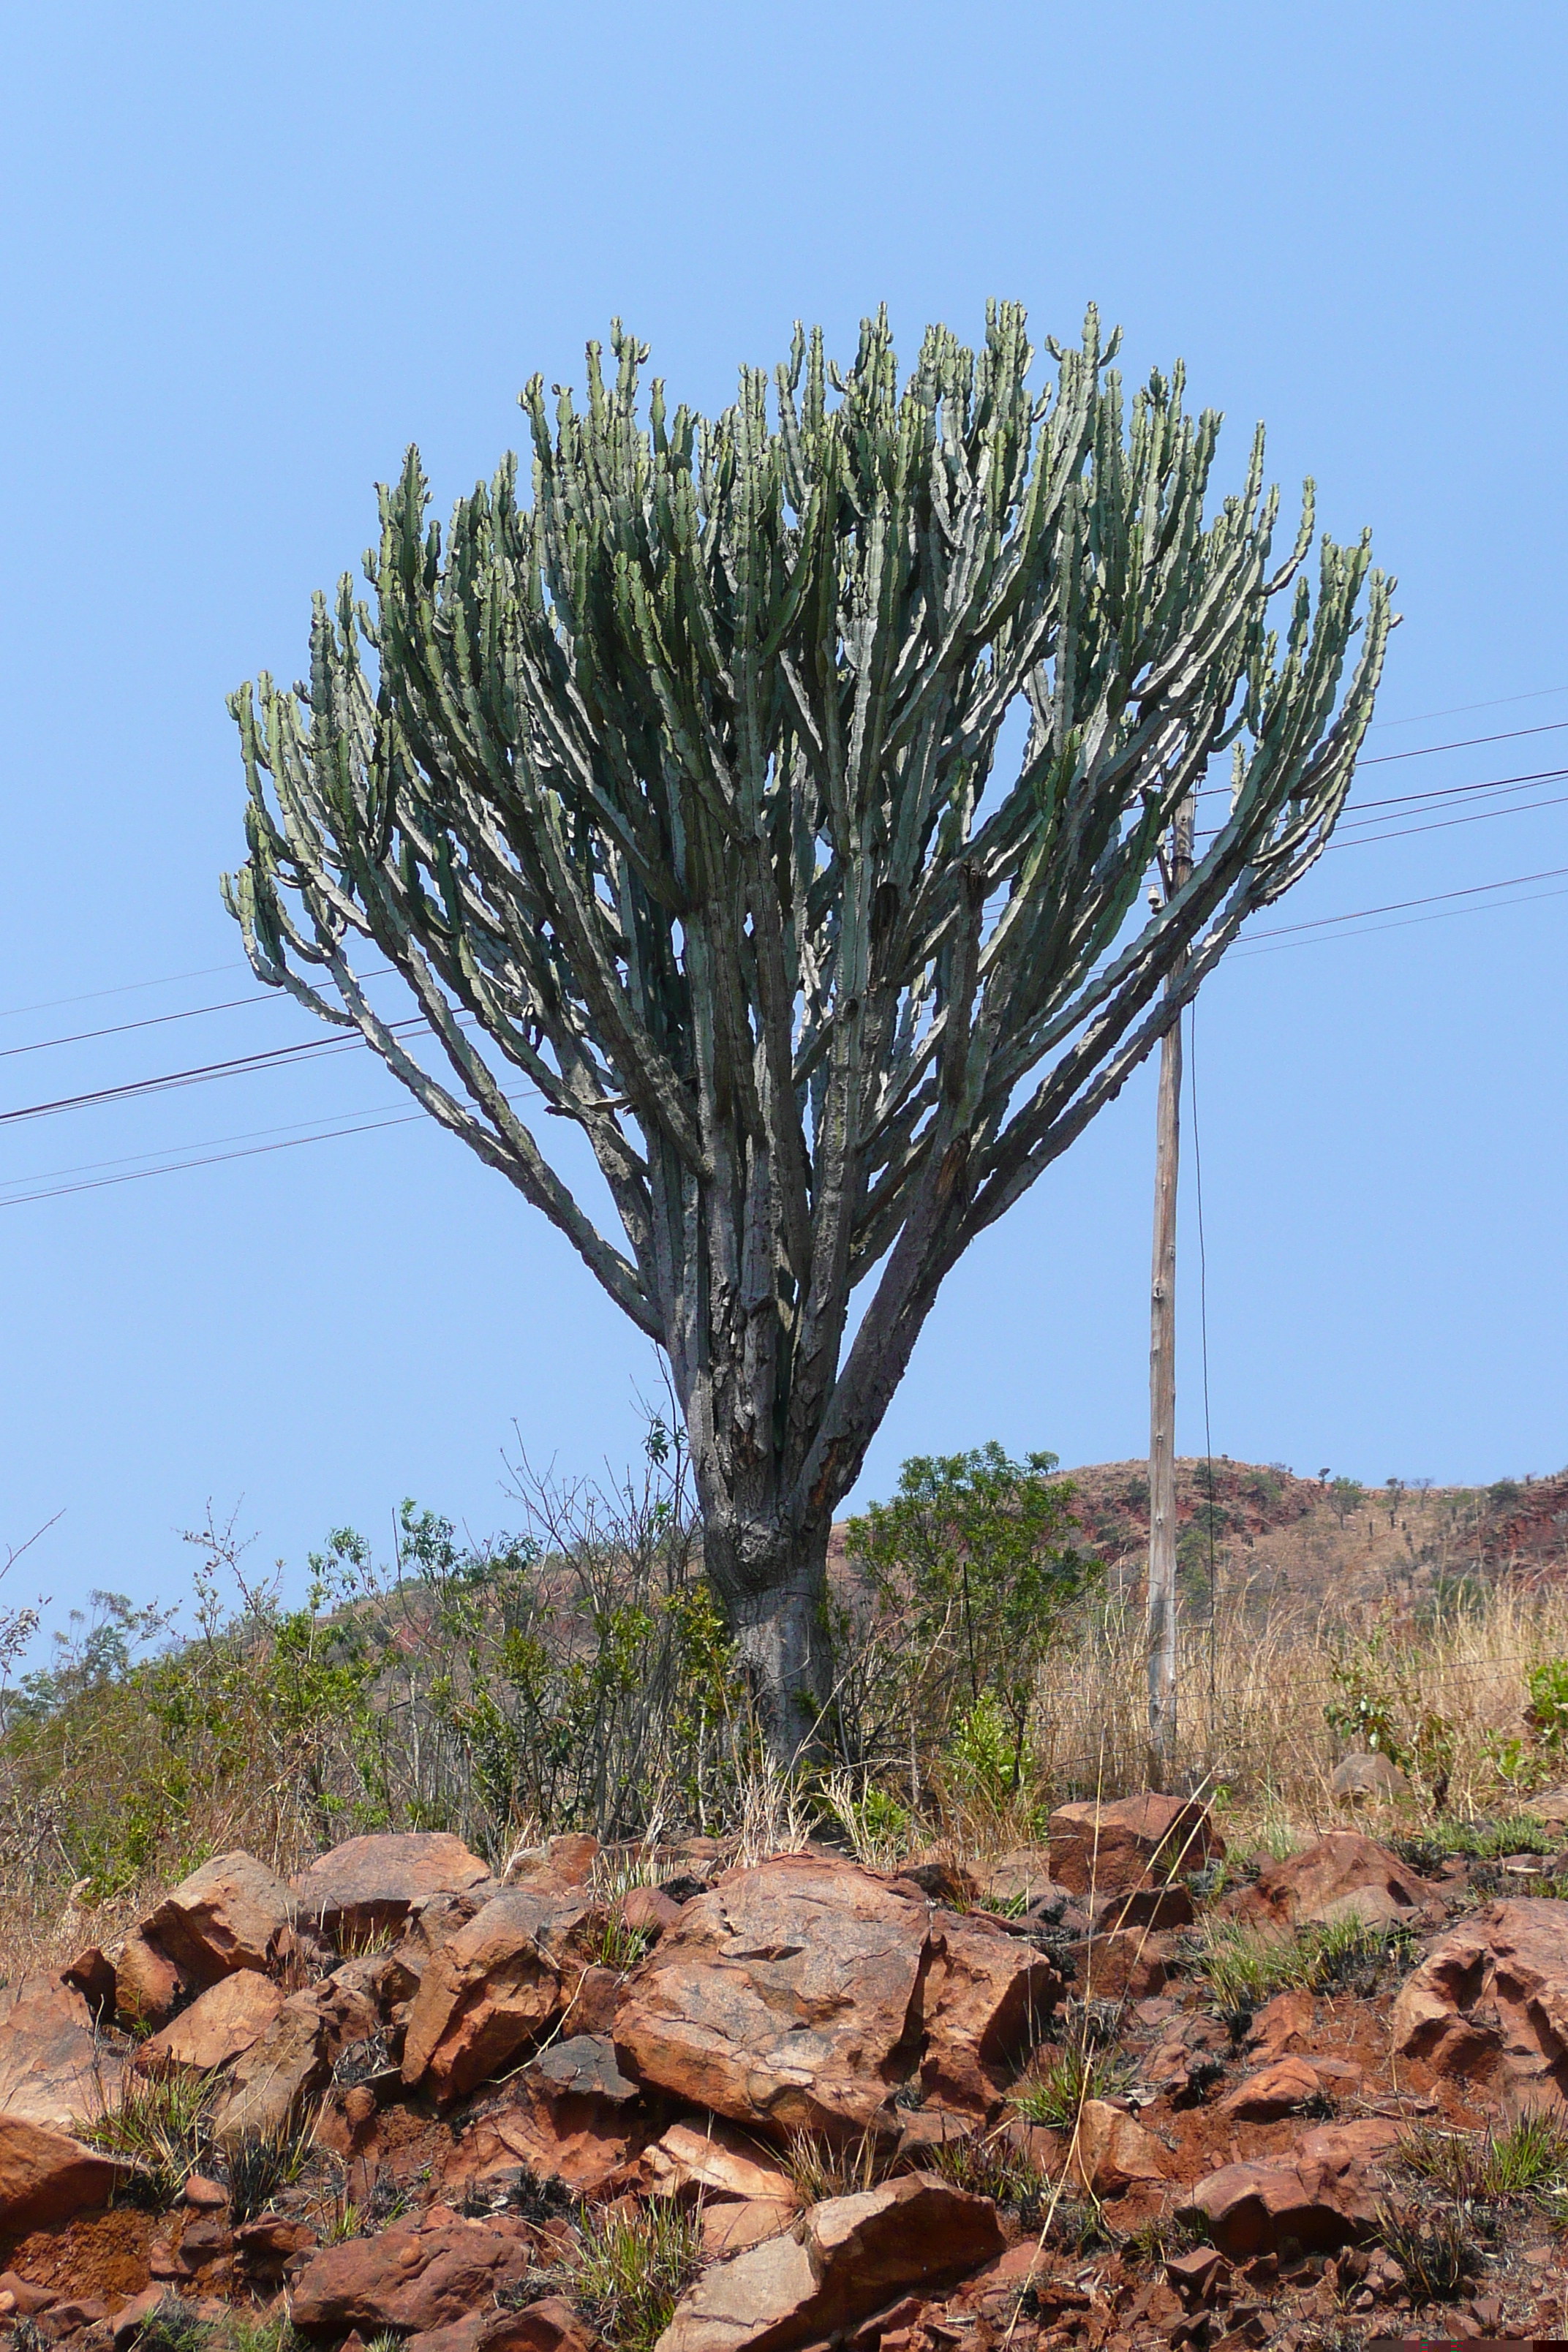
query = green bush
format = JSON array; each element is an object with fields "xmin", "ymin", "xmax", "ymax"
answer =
[{"xmin": 840, "ymin": 1444, "xmax": 1095, "ymax": 1794}]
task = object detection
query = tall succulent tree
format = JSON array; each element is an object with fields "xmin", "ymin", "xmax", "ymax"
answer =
[{"xmin": 225, "ymin": 306, "xmax": 1392, "ymax": 1757}]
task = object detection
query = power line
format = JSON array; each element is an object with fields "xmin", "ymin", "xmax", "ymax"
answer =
[
  {"xmin": 1360, "ymin": 719, "xmax": 1568, "ymax": 766},
  {"xmin": 1240, "ymin": 862, "xmax": 1568, "ymax": 943},
  {"xmin": 0, "ymin": 1109, "xmax": 427, "ymax": 1210},
  {"xmin": 1368, "ymin": 682, "xmax": 1568, "ymax": 732}
]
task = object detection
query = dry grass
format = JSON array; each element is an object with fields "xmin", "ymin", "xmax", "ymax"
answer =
[{"xmin": 8, "ymin": 1553, "xmax": 1568, "ymax": 1978}]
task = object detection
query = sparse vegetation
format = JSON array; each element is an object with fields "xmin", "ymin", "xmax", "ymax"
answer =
[
  {"xmin": 1375, "ymin": 2203, "xmax": 1480, "ymax": 2303},
  {"xmin": 563, "ymin": 2197, "xmax": 704, "ymax": 2352},
  {"xmin": 1011, "ymin": 2038, "xmax": 1132, "ymax": 2127},
  {"xmin": 223, "ymin": 2119, "xmax": 316, "ymax": 2225},
  {"xmin": 80, "ymin": 2067, "xmax": 216, "ymax": 2209}
]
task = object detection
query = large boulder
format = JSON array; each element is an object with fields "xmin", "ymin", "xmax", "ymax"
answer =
[
  {"xmin": 134, "ymin": 1969, "xmax": 284, "ymax": 2081},
  {"xmin": 208, "ymin": 1968, "xmax": 377, "ymax": 2145},
  {"xmin": 1047, "ymin": 1794, "xmax": 1221, "ymax": 1918},
  {"xmin": 292, "ymin": 1831, "xmax": 495, "ymax": 1945},
  {"xmin": 0, "ymin": 1976, "xmax": 121, "ymax": 2130},
  {"xmin": 402, "ymin": 1883, "xmax": 600, "ymax": 2105},
  {"xmin": 105, "ymin": 1928, "xmax": 190, "ymax": 2030},
  {"xmin": 1237, "ymin": 1833, "xmax": 1427, "ymax": 1931},
  {"xmin": 0, "ymin": 2117, "xmax": 132, "ymax": 2231},
  {"xmin": 1391, "ymin": 1896, "xmax": 1568, "ymax": 2093},
  {"xmin": 443, "ymin": 2033, "xmax": 648, "ymax": 2194},
  {"xmin": 141, "ymin": 1850, "xmax": 300, "ymax": 1986},
  {"xmin": 916, "ymin": 1910, "xmax": 1060, "ymax": 2111},
  {"xmin": 616, "ymin": 1855, "xmax": 1058, "ymax": 2134},
  {"xmin": 404, "ymin": 2296, "xmax": 595, "ymax": 2352},
  {"xmin": 1180, "ymin": 2119, "xmax": 1399, "ymax": 2258},
  {"xmin": 655, "ymin": 2175, "xmax": 1005, "ymax": 2352},
  {"xmin": 1331, "ymin": 1752, "xmax": 1409, "ymax": 1805},
  {"xmin": 290, "ymin": 2207, "xmax": 533, "ymax": 2333}
]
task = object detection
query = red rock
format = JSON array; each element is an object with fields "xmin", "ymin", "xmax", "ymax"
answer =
[
  {"xmin": 142, "ymin": 1851, "xmax": 301, "ymax": 1986},
  {"xmin": 0, "ymin": 1975, "xmax": 121, "ymax": 2130},
  {"xmin": 562, "ymin": 1964, "xmax": 622, "ymax": 2035},
  {"xmin": 39, "ymin": 2296, "xmax": 110, "ymax": 2332},
  {"xmin": 0, "ymin": 2118, "xmax": 130, "ymax": 2231},
  {"xmin": 1245, "ymin": 1990, "xmax": 1314, "ymax": 2058},
  {"xmin": 135, "ymin": 1968, "xmax": 285, "ymax": 2080},
  {"xmin": 1066, "ymin": 2100, "xmax": 1170, "ymax": 2194},
  {"xmin": 60, "ymin": 1947, "xmax": 116, "ymax": 2023},
  {"xmin": 1238, "ymin": 1833, "xmax": 1427, "ymax": 1931},
  {"xmin": 655, "ymin": 2174, "xmax": 1004, "ymax": 2352},
  {"xmin": 617, "ymin": 1854, "xmax": 1058, "ymax": 2134},
  {"xmin": 106, "ymin": 1929, "xmax": 189, "ymax": 2030},
  {"xmin": 1047, "ymin": 1793, "xmax": 1221, "ymax": 1899},
  {"xmin": 0, "ymin": 2272, "xmax": 56, "ymax": 2315},
  {"xmin": 290, "ymin": 2212, "xmax": 533, "ymax": 2332},
  {"xmin": 402, "ymin": 1884, "xmax": 600, "ymax": 2105},
  {"xmin": 505, "ymin": 1833, "xmax": 600, "ymax": 1887},
  {"xmin": 1392, "ymin": 1896, "xmax": 1568, "ymax": 2092},
  {"xmin": 647, "ymin": 2119, "xmax": 796, "ymax": 2204},
  {"xmin": 1076, "ymin": 1927, "xmax": 1176, "ymax": 2002},
  {"xmin": 1180, "ymin": 2118, "xmax": 1399, "ymax": 2258},
  {"xmin": 404, "ymin": 2294, "xmax": 596, "ymax": 2352},
  {"xmin": 234, "ymin": 2211, "xmax": 318, "ymax": 2264},
  {"xmin": 1217, "ymin": 2057, "xmax": 1322, "ymax": 2121},
  {"xmin": 976, "ymin": 1849, "xmax": 1060, "ymax": 1909},
  {"xmin": 916, "ymin": 1910, "xmax": 1060, "ymax": 2114},
  {"xmin": 211, "ymin": 1986, "xmax": 336, "ymax": 2144},
  {"xmin": 292, "ymin": 1832, "xmax": 495, "ymax": 1944},
  {"xmin": 617, "ymin": 1884, "xmax": 685, "ymax": 1938},
  {"xmin": 443, "ymin": 2032, "xmax": 647, "ymax": 2193},
  {"xmin": 183, "ymin": 2173, "xmax": 227, "ymax": 2208},
  {"xmin": 701, "ymin": 2198, "xmax": 798, "ymax": 2258}
]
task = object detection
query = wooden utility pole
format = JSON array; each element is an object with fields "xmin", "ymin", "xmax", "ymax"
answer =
[{"xmin": 1147, "ymin": 795, "xmax": 1194, "ymax": 1783}]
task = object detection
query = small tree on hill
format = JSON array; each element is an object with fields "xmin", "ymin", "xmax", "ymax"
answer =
[{"xmin": 225, "ymin": 306, "xmax": 1392, "ymax": 1758}]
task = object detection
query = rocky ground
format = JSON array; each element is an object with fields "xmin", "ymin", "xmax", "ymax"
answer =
[{"xmin": 4, "ymin": 1796, "xmax": 1568, "ymax": 2351}]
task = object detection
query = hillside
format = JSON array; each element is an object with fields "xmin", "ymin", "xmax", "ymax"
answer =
[{"xmin": 1063, "ymin": 1457, "xmax": 1568, "ymax": 1616}]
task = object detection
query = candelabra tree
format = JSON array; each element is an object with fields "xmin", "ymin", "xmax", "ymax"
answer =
[{"xmin": 225, "ymin": 305, "xmax": 1392, "ymax": 1759}]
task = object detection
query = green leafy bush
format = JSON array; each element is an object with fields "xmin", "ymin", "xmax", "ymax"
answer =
[{"xmin": 840, "ymin": 1444, "xmax": 1094, "ymax": 1793}]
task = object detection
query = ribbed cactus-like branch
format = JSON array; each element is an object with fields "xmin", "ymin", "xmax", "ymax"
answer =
[{"xmin": 225, "ymin": 304, "xmax": 1392, "ymax": 1748}]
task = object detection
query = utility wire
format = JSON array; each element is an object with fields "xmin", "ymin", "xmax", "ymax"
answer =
[
  {"xmin": 0, "ymin": 1109, "xmax": 427, "ymax": 1210},
  {"xmin": 7, "ymin": 760, "xmax": 1566, "ymax": 1071}
]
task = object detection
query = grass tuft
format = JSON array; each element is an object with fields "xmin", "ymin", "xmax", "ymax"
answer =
[
  {"xmin": 780, "ymin": 2127, "xmax": 898, "ymax": 2204},
  {"xmin": 223, "ymin": 2119, "xmax": 315, "ymax": 2225},
  {"xmin": 564, "ymin": 2197, "xmax": 704, "ymax": 2352},
  {"xmin": 1375, "ymin": 2202, "xmax": 1480, "ymax": 2303},
  {"xmin": 1400, "ymin": 2111, "xmax": 1568, "ymax": 2203},
  {"xmin": 1010, "ymin": 2039, "xmax": 1131, "ymax": 2128},
  {"xmin": 921, "ymin": 2128, "xmax": 1046, "ymax": 2209},
  {"xmin": 126, "ymin": 2300, "xmax": 208, "ymax": 2352},
  {"xmin": 80, "ymin": 2068, "xmax": 216, "ymax": 2209}
]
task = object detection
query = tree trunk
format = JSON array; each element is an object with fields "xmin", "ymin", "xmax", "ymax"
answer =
[{"xmin": 700, "ymin": 1511, "xmax": 834, "ymax": 1766}]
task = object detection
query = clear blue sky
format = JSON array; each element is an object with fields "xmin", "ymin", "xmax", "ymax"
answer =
[{"xmin": 1, "ymin": 1, "xmax": 1564, "ymax": 1646}]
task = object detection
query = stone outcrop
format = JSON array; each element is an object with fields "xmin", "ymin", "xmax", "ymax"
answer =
[
  {"xmin": 655, "ymin": 2176, "xmax": 1004, "ymax": 2352},
  {"xmin": 1046, "ymin": 1794, "xmax": 1220, "ymax": 1927},
  {"xmin": 616, "ymin": 1853, "xmax": 1058, "ymax": 2133},
  {"xmin": 1237, "ymin": 1832, "xmax": 1428, "ymax": 1931},
  {"xmin": 291, "ymin": 1831, "xmax": 495, "ymax": 1943},
  {"xmin": 140, "ymin": 1850, "xmax": 304, "ymax": 1985},
  {"xmin": 1180, "ymin": 2119, "xmax": 1400, "ymax": 2258},
  {"xmin": 0, "ymin": 2117, "xmax": 133, "ymax": 2231},
  {"xmin": 0, "ymin": 1975, "xmax": 120, "ymax": 2130},
  {"xmin": 1391, "ymin": 1896, "xmax": 1568, "ymax": 2092},
  {"xmin": 402, "ymin": 1882, "xmax": 600, "ymax": 2104},
  {"xmin": 133, "ymin": 1967, "xmax": 285, "ymax": 2080},
  {"xmin": 290, "ymin": 2208, "xmax": 534, "ymax": 2332}
]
